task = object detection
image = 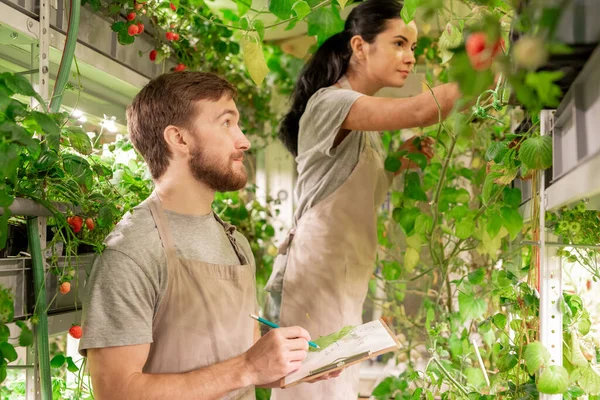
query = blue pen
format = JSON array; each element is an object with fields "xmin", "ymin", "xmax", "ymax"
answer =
[{"xmin": 249, "ymin": 314, "xmax": 319, "ymax": 349}]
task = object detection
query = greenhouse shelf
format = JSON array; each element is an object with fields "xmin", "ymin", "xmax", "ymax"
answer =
[{"xmin": 0, "ymin": 254, "xmax": 94, "ymax": 320}]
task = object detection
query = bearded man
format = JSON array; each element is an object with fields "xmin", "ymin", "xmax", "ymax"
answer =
[{"xmin": 79, "ymin": 72, "xmax": 322, "ymax": 400}]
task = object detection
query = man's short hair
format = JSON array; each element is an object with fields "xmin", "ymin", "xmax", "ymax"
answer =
[{"xmin": 126, "ymin": 71, "xmax": 237, "ymax": 180}]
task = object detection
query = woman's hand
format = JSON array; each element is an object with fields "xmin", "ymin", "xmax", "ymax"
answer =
[{"xmin": 396, "ymin": 136, "xmax": 435, "ymax": 174}]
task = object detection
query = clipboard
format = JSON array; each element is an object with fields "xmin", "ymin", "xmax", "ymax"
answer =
[{"xmin": 279, "ymin": 318, "xmax": 401, "ymax": 389}]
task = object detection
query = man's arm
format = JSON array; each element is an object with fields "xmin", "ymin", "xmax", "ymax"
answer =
[{"xmin": 88, "ymin": 327, "xmax": 311, "ymax": 400}]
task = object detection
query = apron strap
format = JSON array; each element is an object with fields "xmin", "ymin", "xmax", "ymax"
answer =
[{"xmin": 147, "ymin": 191, "xmax": 178, "ymax": 260}]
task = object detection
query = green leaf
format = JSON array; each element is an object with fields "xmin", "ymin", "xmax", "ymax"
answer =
[
  {"xmin": 0, "ymin": 342, "xmax": 17, "ymax": 362},
  {"xmin": 384, "ymin": 155, "xmax": 403, "ymax": 173},
  {"xmin": 569, "ymin": 331, "xmax": 588, "ymax": 368},
  {"xmin": 485, "ymin": 141, "xmax": 506, "ymax": 162},
  {"xmin": 1, "ymin": 72, "xmax": 37, "ymax": 97},
  {"xmin": 458, "ymin": 292, "xmax": 486, "ymax": 322},
  {"xmin": 519, "ymin": 136, "xmax": 552, "ymax": 170},
  {"xmin": 405, "ymin": 172, "xmax": 427, "ymax": 201},
  {"xmin": 0, "ymin": 361, "xmax": 5, "ymax": 384},
  {"xmin": 525, "ymin": 71, "xmax": 563, "ymax": 108},
  {"xmin": 234, "ymin": 0, "xmax": 250, "ymax": 16},
  {"xmin": 253, "ymin": 20, "xmax": 265, "ymax": 41},
  {"xmin": 63, "ymin": 127, "xmax": 92, "ymax": 155},
  {"xmin": 497, "ymin": 352, "xmax": 518, "ymax": 372},
  {"xmin": 438, "ymin": 22, "xmax": 463, "ymax": 63},
  {"xmin": 63, "ymin": 154, "xmax": 91, "ymax": 179},
  {"xmin": 111, "ymin": 21, "xmax": 125, "ymax": 32},
  {"xmin": 311, "ymin": 325, "xmax": 354, "ymax": 351},
  {"xmin": 306, "ymin": 5, "xmax": 344, "ymax": 46},
  {"xmin": 455, "ymin": 217, "xmax": 475, "ymax": 239},
  {"xmin": 449, "ymin": 51, "xmax": 494, "ymax": 97},
  {"xmin": 486, "ymin": 212, "xmax": 503, "ymax": 239},
  {"xmin": 501, "ymin": 206, "xmax": 523, "ymax": 240},
  {"xmin": 97, "ymin": 206, "xmax": 114, "ymax": 228},
  {"xmin": 492, "ymin": 313, "xmax": 507, "ymax": 329},
  {"xmin": 268, "ymin": 0, "xmax": 295, "ymax": 19},
  {"xmin": 404, "ymin": 247, "xmax": 419, "ymax": 273},
  {"xmin": 0, "ymin": 325, "xmax": 9, "ymax": 342},
  {"xmin": 50, "ymin": 354, "xmax": 66, "ymax": 368},
  {"xmin": 392, "ymin": 207, "xmax": 421, "ymax": 235},
  {"xmin": 523, "ymin": 341, "xmax": 550, "ymax": 374},
  {"xmin": 239, "ymin": 16, "xmax": 250, "ymax": 30},
  {"xmin": 0, "ymin": 192, "xmax": 14, "ymax": 208},
  {"xmin": 372, "ymin": 377, "xmax": 395, "ymax": 396},
  {"xmin": 468, "ymin": 268, "xmax": 485, "ymax": 285},
  {"xmin": 34, "ymin": 151, "xmax": 59, "ymax": 171},
  {"xmin": 292, "ymin": 0, "xmax": 311, "ymax": 20},
  {"xmin": 401, "ymin": 0, "xmax": 419, "ymax": 24},
  {"xmin": 503, "ymin": 187, "xmax": 522, "ymax": 209},
  {"xmin": 15, "ymin": 321, "xmax": 33, "ymax": 347},
  {"xmin": 336, "ymin": 0, "xmax": 348, "ymax": 9},
  {"xmin": 407, "ymin": 153, "xmax": 428, "ymax": 170},
  {"xmin": 537, "ymin": 365, "xmax": 569, "ymax": 394},
  {"xmin": 483, "ymin": 171, "xmax": 503, "ymax": 204},
  {"xmin": 382, "ymin": 260, "xmax": 401, "ymax": 280},
  {"xmin": 30, "ymin": 111, "xmax": 60, "ymax": 139},
  {"xmin": 242, "ymin": 38, "xmax": 269, "ymax": 85},
  {"xmin": 66, "ymin": 356, "xmax": 79, "ymax": 373},
  {"xmin": 572, "ymin": 364, "xmax": 600, "ymax": 395},
  {"xmin": 118, "ymin": 28, "xmax": 135, "ymax": 45}
]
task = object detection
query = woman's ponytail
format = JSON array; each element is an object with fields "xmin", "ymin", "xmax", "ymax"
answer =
[{"xmin": 279, "ymin": 31, "xmax": 351, "ymax": 157}]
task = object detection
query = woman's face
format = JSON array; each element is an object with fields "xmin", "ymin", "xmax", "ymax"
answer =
[{"xmin": 360, "ymin": 18, "xmax": 418, "ymax": 88}]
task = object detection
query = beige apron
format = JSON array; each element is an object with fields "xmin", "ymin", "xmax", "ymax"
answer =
[
  {"xmin": 144, "ymin": 191, "xmax": 256, "ymax": 400},
  {"xmin": 269, "ymin": 77, "xmax": 392, "ymax": 400}
]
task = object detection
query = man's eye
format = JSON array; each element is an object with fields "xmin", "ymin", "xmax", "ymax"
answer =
[{"xmin": 223, "ymin": 120, "xmax": 231, "ymax": 127}]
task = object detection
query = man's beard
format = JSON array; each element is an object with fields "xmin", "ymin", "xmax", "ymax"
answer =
[{"xmin": 188, "ymin": 145, "xmax": 247, "ymax": 192}]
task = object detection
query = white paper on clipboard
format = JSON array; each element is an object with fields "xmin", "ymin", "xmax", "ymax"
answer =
[{"xmin": 282, "ymin": 319, "xmax": 400, "ymax": 388}]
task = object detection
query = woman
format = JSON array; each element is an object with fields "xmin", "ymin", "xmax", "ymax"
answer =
[{"xmin": 265, "ymin": 0, "xmax": 470, "ymax": 398}]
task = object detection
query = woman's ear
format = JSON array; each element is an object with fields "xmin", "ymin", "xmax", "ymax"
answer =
[{"xmin": 349, "ymin": 35, "xmax": 366, "ymax": 61}]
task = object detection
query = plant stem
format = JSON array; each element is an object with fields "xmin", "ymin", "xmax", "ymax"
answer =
[{"xmin": 431, "ymin": 357, "xmax": 470, "ymax": 398}]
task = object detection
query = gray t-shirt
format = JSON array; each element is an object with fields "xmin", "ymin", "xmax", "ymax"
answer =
[
  {"xmin": 79, "ymin": 200, "xmax": 255, "ymax": 355},
  {"xmin": 294, "ymin": 86, "xmax": 384, "ymax": 221}
]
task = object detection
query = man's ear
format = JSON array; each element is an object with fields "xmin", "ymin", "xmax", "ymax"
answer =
[{"xmin": 163, "ymin": 125, "xmax": 190, "ymax": 155}]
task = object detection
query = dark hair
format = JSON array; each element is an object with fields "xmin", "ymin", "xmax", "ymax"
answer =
[
  {"xmin": 279, "ymin": 0, "xmax": 404, "ymax": 156},
  {"xmin": 127, "ymin": 71, "xmax": 237, "ymax": 179}
]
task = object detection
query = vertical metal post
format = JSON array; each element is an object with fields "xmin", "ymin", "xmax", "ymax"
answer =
[
  {"xmin": 25, "ymin": 1, "xmax": 51, "ymax": 398},
  {"xmin": 539, "ymin": 110, "xmax": 563, "ymax": 400}
]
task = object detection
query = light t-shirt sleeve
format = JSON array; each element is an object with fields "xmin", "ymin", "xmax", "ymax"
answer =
[
  {"xmin": 301, "ymin": 87, "xmax": 364, "ymax": 157},
  {"xmin": 79, "ymin": 249, "xmax": 158, "ymax": 356}
]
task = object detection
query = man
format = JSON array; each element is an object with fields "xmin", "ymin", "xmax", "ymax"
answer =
[{"xmin": 79, "ymin": 71, "xmax": 322, "ymax": 399}]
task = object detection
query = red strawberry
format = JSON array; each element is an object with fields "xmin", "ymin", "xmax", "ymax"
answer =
[
  {"xmin": 172, "ymin": 33, "xmax": 180, "ymax": 41},
  {"xmin": 170, "ymin": 2, "xmax": 176, "ymax": 11},
  {"xmin": 149, "ymin": 49, "xmax": 157, "ymax": 61},
  {"xmin": 137, "ymin": 23, "xmax": 144, "ymax": 34},
  {"xmin": 59, "ymin": 282, "xmax": 71, "ymax": 294},
  {"xmin": 128, "ymin": 24, "xmax": 139, "ymax": 36},
  {"xmin": 174, "ymin": 63, "xmax": 185, "ymax": 71},
  {"xmin": 85, "ymin": 218, "xmax": 95, "ymax": 230},
  {"xmin": 127, "ymin": 12, "xmax": 136, "ymax": 21},
  {"xmin": 69, "ymin": 325, "xmax": 82, "ymax": 339},
  {"xmin": 134, "ymin": 2, "xmax": 143, "ymax": 10},
  {"xmin": 170, "ymin": 23, "xmax": 176, "ymax": 29},
  {"xmin": 587, "ymin": 280, "xmax": 592, "ymax": 291},
  {"xmin": 68, "ymin": 216, "xmax": 83, "ymax": 233},
  {"xmin": 166, "ymin": 31, "xmax": 175, "ymax": 41},
  {"xmin": 465, "ymin": 32, "xmax": 503, "ymax": 71}
]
